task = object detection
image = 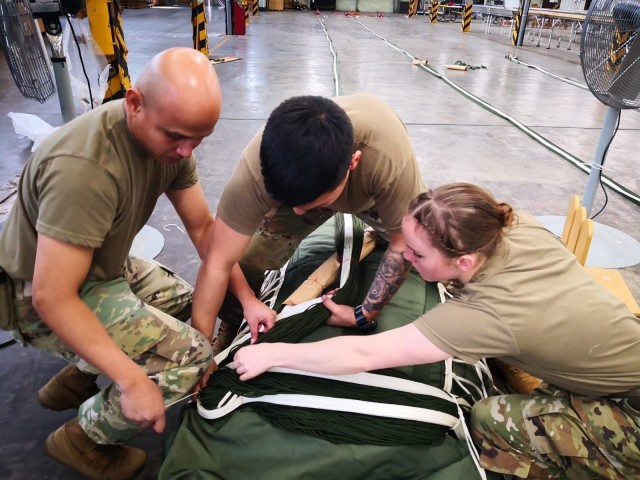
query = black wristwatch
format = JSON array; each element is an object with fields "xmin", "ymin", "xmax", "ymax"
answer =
[{"xmin": 354, "ymin": 304, "xmax": 377, "ymax": 334}]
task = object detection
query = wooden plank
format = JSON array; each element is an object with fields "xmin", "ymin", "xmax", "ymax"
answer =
[{"xmin": 528, "ymin": 7, "xmax": 586, "ymax": 20}]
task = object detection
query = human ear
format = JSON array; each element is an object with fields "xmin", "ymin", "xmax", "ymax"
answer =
[
  {"xmin": 349, "ymin": 151, "xmax": 362, "ymax": 171},
  {"xmin": 455, "ymin": 254, "xmax": 476, "ymax": 272},
  {"xmin": 124, "ymin": 88, "xmax": 144, "ymax": 115}
]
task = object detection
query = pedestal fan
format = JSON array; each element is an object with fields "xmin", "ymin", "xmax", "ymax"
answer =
[
  {"xmin": 537, "ymin": 0, "xmax": 640, "ymax": 267},
  {"xmin": 580, "ymin": 0, "xmax": 640, "ymax": 214},
  {"xmin": 568, "ymin": 0, "xmax": 640, "ymax": 268},
  {"xmin": 0, "ymin": 0, "xmax": 55, "ymax": 103},
  {"xmin": 0, "ymin": 0, "xmax": 85, "ymax": 123}
]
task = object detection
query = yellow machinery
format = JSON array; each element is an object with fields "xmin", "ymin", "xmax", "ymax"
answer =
[
  {"xmin": 85, "ymin": 0, "xmax": 131, "ymax": 102},
  {"xmin": 84, "ymin": 0, "xmax": 209, "ymax": 102},
  {"xmin": 192, "ymin": 0, "xmax": 208, "ymax": 56}
]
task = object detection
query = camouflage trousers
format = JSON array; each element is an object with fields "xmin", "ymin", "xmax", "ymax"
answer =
[
  {"xmin": 10, "ymin": 255, "xmax": 213, "ymax": 444},
  {"xmin": 470, "ymin": 384, "xmax": 640, "ymax": 479},
  {"xmin": 219, "ymin": 206, "xmax": 386, "ymax": 326}
]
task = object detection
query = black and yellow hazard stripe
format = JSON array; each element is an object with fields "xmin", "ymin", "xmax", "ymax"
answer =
[
  {"xmin": 192, "ymin": 0, "xmax": 208, "ymax": 56},
  {"xmin": 511, "ymin": 7, "xmax": 522, "ymax": 46},
  {"xmin": 252, "ymin": 0, "xmax": 258, "ymax": 16},
  {"xmin": 607, "ymin": 29, "xmax": 630, "ymax": 71},
  {"xmin": 461, "ymin": 3, "xmax": 472, "ymax": 32},
  {"xmin": 408, "ymin": 0, "xmax": 418, "ymax": 17},
  {"xmin": 104, "ymin": 0, "xmax": 131, "ymax": 103},
  {"xmin": 430, "ymin": 1, "xmax": 438, "ymax": 23},
  {"xmin": 243, "ymin": 0, "xmax": 250, "ymax": 25}
]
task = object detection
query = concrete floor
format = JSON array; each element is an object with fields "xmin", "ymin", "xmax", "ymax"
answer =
[{"xmin": 1, "ymin": 6, "xmax": 639, "ymax": 479}]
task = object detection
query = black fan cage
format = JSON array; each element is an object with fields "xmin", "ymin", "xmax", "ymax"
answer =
[
  {"xmin": 0, "ymin": 0, "xmax": 55, "ymax": 103},
  {"xmin": 580, "ymin": 0, "xmax": 640, "ymax": 109}
]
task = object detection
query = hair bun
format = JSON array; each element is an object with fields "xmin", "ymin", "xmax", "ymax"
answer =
[{"xmin": 498, "ymin": 203, "xmax": 515, "ymax": 228}]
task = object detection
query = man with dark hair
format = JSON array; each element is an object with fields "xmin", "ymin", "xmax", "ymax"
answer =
[
  {"xmin": 260, "ymin": 96, "xmax": 355, "ymax": 206},
  {"xmin": 192, "ymin": 93, "xmax": 426, "ymax": 357}
]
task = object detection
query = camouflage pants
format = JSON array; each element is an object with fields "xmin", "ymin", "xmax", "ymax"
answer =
[
  {"xmin": 219, "ymin": 206, "xmax": 387, "ymax": 327},
  {"xmin": 10, "ymin": 255, "xmax": 213, "ymax": 444},
  {"xmin": 470, "ymin": 385, "xmax": 640, "ymax": 479}
]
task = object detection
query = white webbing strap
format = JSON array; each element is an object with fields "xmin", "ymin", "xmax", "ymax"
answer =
[
  {"xmin": 197, "ymin": 388, "xmax": 485, "ymax": 479},
  {"xmin": 339, "ymin": 214, "xmax": 354, "ymax": 288},
  {"xmin": 420, "ymin": 361, "xmax": 488, "ymax": 479},
  {"xmin": 259, "ymin": 261, "xmax": 290, "ymax": 309},
  {"xmin": 270, "ymin": 368, "xmax": 456, "ymax": 403},
  {"xmin": 473, "ymin": 360, "xmax": 491, "ymax": 399},
  {"xmin": 437, "ymin": 282, "xmax": 452, "ymax": 302},
  {"xmin": 213, "ymin": 297, "xmax": 325, "ymax": 365},
  {"xmin": 210, "ymin": 353, "xmax": 487, "ymax": 476},
  {"xmin": 213, "ymin": 333, "xmax": 250, "ymax": 366},
  {"xmin": 444, "ymin": 358, "xmax": 454, "ymax": 392},
  {"xmin": 197, "ymin": 391, "xmax": 460, "ymax": 429},
  {"xmin": 450, "ymin": 398, "xmax": 488, "ymax": 480},
  {"xmin": 277, "ymin": 297, "xmax": 324, "ymax": 318},
  {"xmin": 266, "ymin": 367, "xmax": 481, "ymax": 464}
]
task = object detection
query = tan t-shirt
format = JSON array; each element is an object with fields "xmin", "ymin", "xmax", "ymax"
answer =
[
  {"xmin": 217, "ymin": 93, "xmax": 426, "ymax": 236},
  {"xmin": 413, "ymin": 213, "xmax": 640, "ymax": 397},
  {"xmin": 0, "ymin": 100, "xmax": 198, "ymax": 282}
]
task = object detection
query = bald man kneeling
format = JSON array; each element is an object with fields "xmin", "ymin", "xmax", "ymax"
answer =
[{"xmin": 0, "ymin": 47, "xmax": 255, "ymax": 479}]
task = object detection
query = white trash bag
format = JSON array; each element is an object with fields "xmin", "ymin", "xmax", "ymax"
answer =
[
  {"xmin": 62, "ymin": 16, "xmax": 110, "ymax": 113},
  {"xmin": 7, "ymin": 112, "xmax": 59, "ymax": 152},
  {"xmin": 8, "ymin": 17, "xmax": 111, "ymax": 152}
]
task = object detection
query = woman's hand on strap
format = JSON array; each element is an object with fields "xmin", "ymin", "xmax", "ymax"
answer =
[{"xmin": 230, "ymin": 344, "xmax": 279, "ymax": 381}]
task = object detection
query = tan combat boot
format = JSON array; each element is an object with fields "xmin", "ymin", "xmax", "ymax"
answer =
[
  {"xmin": 45, "ymin": 418, "xmax": 146, "ymax": 480},
  {"xmin": 37, "ymin": 363, "xmax": 100, "ymax": 411},
  {"xmin": 211, "ymin": 319, "xmax": 242, "ymax": 357}
]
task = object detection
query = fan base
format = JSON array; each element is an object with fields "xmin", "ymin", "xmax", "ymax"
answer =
[
  {"xmin": 537, "ymin": 215, "xmax": 640, "ymax": 268},
  {"xmin": 130, "ymin": 225, "xmax": 165, "ymax": 259}
]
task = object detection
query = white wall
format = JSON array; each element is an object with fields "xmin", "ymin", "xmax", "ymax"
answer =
[
  {"xmin": 336, "ymin": 0, "xmax": 356, "ymax": 9},
  {"xmin": 559, "ymin": 0, "xmax": 585, "ymax": 10},
  {"xmin": 336, "ymin": 0, "xmax": 394, "ymax": 11}
]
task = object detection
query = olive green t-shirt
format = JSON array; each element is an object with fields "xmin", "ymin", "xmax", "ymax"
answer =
[
  {"xmin": 217, "ymin": 93, "xmax": 426, "ymax": 236},
  {"xmin": 0, "ymin": 100, "xmax": 198, "ymax": 282},
  {"xmin": 413, "ymin": 213, "xmax": 640, "ymax": 397}
]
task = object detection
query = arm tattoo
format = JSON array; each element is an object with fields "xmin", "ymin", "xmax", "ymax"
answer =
[{"xmin": 362, "ymin": 247, "xmax": 412, "ymax": 315}]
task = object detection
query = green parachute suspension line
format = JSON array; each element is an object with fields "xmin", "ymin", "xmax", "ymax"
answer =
[
  {"xmin": 201, "ymin": 367, "xmax": 457, "ymax": 446},
  {"xmin": 199, "ymin": 215, "xmax": 458, "ymax": 446}
]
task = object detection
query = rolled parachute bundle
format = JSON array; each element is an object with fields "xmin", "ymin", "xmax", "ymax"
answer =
[{"xmin": 160, "ymin": 215, "xmax": 494, "ymax": 480}]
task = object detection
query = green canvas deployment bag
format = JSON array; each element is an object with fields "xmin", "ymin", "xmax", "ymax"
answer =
[{"xmin": 0, "ymin": 268, "xmax": 17, "ymax": 331}]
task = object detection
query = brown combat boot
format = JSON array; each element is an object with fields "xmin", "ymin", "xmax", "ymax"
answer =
[
  {"xmin": 45, "ymin": 418, "xmax": 146, "ymax": 480},
  {"xmin": 489, "ymin": 358, "xmax": 543, "ymax": 395},
  {"xmin": 211, "ymin": 319, "xmax": 242, "ymax": 357},
  {"xmin": 37, "ymin": 364, "xmax": 100, "ymax": 411}
]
